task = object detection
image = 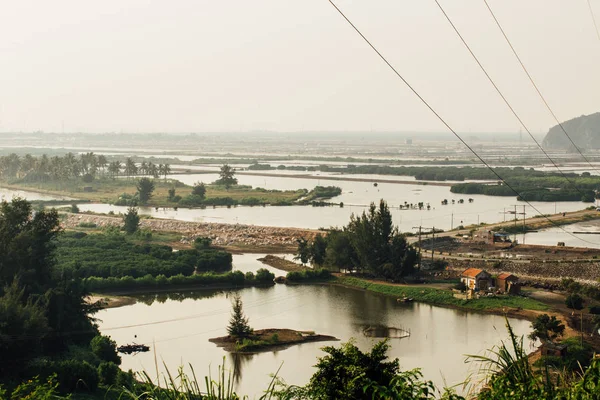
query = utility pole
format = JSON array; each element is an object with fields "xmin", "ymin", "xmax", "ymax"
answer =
[
  {"xmin": 431, "ymin": 227, "xmax": 435, "ymax": 262},
  {"xmin": 451, "ymin": 213, "xmax": 454, "ymax": 230},
  {"xmin": 413, "ymin": 226, "xmax": 435, "ymax": 269},
  {"xmin": 514, "ymin": 204, "xmax": 517, "ymax": 243},
  {"xmin": 522, "ymin": 205, "xmax": 526, "ymax": 244}
]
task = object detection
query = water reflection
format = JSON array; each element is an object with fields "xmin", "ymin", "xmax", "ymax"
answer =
[
  {"xmin": 230, "ymin": 353, "xmax": 255, "ymax": 384},
  {"xmin": 134, "ymin": 289, "xmax": 227, "ymax": 305}
]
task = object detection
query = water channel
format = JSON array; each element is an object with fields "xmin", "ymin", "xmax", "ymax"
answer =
[
  {"xmin": 97, "ymin": 254, "xmax": 533, "ymax": 397},
  {"xmin": 76, "ymin": 172, "xmax": 588, "ymax": 233}
]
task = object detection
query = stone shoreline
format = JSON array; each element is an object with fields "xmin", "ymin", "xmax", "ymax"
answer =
[{"xmin": 62, "ymin": 212, "xmax": 321, "ymax": 248}]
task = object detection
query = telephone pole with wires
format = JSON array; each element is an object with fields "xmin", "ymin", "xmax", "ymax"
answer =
[{"xmin": 413, "ymin": 226, "xmax": 436, "ymax": 269}]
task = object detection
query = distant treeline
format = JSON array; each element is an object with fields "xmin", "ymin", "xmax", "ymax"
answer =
[
  {"xmin": 0, "ymin": 152, "xmax": 171, "ymax": 182},
  {"xmin": 248, "ymin": 163, "xmax": 600, "ymax": 183},
  {"xmin": 451, "ymin": 181, "xmax": 596, "ymax": 202}
]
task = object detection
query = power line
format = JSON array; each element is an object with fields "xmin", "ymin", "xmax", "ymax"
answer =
[
  {"xmin": 483, "ymin": 0, "xmax": 600, "ymax": 176},
  {"xmin": 588, "ymin": 0, "xmax": 600, "ymax": 42},
  {"xmin": 326, "ymin": 0, "xmax": 600, "ymax": 245},
  {"xmin": 432, "ymin": 0, "xmax": 592, "ymax": 200}
]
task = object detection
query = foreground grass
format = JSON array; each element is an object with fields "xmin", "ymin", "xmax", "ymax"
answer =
[{"xmin": 334, "ymin": 276, "xmax": 549, "ymax": 312}]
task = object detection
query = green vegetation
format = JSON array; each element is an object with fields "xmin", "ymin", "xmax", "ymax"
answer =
[
  {"xmin": 215, "ymin": 164, "xmax": 238, "ymax": 188},
  {"xmin": 227, "ymin": 293, "xmax": 253, "ymax": 338},
  {"xmin": 528, "ymin": 314, "xmax": 565, "ymax": 343},
  {"xmin": 295, "ymin": 200, "xmax": 418, "ymax": 281},
  {"xmin": 55, "ymin": 231, "xmax": 232, "ymax": 279},
  {"xmin": 286, "ymin": 268, "xmax": 333, "ymax": 282},
  {"xmin": 136, "ymin": 177, "xmax": 155, "ymax": 204},
  {"xmin": 451, "ymin": 182, "xmax": 595, "ymax": 202},
  {"xmin": 122, "ymin": 206, "xmax": 140, "ymax": 234},
  {"xmin": 83, "ymin": 269, "xmax": 275, "ymax": 292},
  {"xmin": 335, "ymin": 276, "xmax": 548, "ymax": 311}
]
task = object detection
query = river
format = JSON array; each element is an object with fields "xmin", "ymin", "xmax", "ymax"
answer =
[
  {"xmin": 75, "ymin": 172, "xmax": 588, "ymax": 232},
  {"xmin": 97, "ymin": 254, "xmax": 533, "ymax": 397}
]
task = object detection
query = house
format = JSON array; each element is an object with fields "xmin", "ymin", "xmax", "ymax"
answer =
[
  {"xmin": 496, "ymin": 272, "xmax": 520, "ymax": 294},
  {"xmin": 541, "ymin": 342, "xmax": 568, "ymax": 358},
  {"xmin": 461, "ymin": 268, "xmax": 492, "ymax": 291}
]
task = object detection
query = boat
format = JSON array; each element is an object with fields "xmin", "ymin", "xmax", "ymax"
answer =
[{"xmin": 117, "ymin": 343, "xmax": 150, "ymax": 354}]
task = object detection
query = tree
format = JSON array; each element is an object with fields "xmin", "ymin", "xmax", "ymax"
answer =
[
  {"xmin": 294, "ymin": 238, "xmax": 311, "ymax": 264},
  {"xmin": 192, "ymin": 182, "xmax": 206, "ymax": 199},
  {"xmin": 122, "ymin": 207, "xmax": 140, "ymax": 234},
  {"xmin": 304, "ymin": 340, "xmax": 400, "ymax": 399},
  {"xmin": 216, "ymin": 164, "xmax": 238, "ymax": 188},
  {"xmin": 159, "ymin": 163, "xmax": 171, "ymax": 181},
  {"xmin": 310, "ymin": 234, "xmax": 327, "ymax": 266},
  {"xmin": 528, "ymin": 314, "xmax": 565, "ymax": 343},
  {"xmin": 565, "ymin": 293, "xmax": 585, "ymax": 311},
  {"xmin": 227, "ymin": 293, "xmax": 252, "ymax": 338},
  {"xmin": 136, "ymin": 178, "xmax": 155, "ymax": 204},
  {"xmin": 108, "ymin": 161, "xmax": 121, "ymax": 179},
  {"xmin": 91, "ymin": 335, "xmax": 121, "ymax": 365},
  {"xmin": 124, "ymin": 158, "xmax": 137, "ymax": 178},
  {"xmin": 168, "ymin": 187, "xmax": 176, "ymax": 201}
]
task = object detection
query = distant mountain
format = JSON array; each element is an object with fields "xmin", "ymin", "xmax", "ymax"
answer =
[{"xmin": 542, "ymin": 112, "xmax": 600, "ymax": 150}]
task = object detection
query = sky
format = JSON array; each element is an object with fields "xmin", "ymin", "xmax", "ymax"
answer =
[{"xmin": 1, "ymin": 0, "xmax": 599, "ymax": 134}]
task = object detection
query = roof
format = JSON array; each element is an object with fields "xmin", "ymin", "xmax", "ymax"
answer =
[
  {"xmin": 461, "ymin": 268, "xmax": 487, "ymax": 278},
  {"xmin": 497, "ymin": 273, "xmax": 518, "ymax": 281}
]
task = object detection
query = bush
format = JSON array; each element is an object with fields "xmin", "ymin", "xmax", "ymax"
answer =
[
  {"xmin": 589, "ymin": 305, "xmax": 600, "ymax": 314},
  {"xmin": 98, "ymin": 361, "xmax": 119, "ymax": 385},
  {"xmin": 286, "ymin": 268, "xmax": 332, "ymax": 282},
  {"xmin": 90, "ymin": 335, "xmax": 121, "ymax": 365},
  {"xmin": 115, "ymin": 369, "xmax": 135, "ymax": 390},
  {"xmin": 78, "ymin": 222, "xmax": 97, "ymax": 228},
  {"xmin": 71, "ymin": 204, "xmax": 80, "ymax": 213},
  {"xmin": 54, "ymin": 360, "xmax": 99, "ymax": 393},
  {"xmin": 565, "ymin": 293, "xmax": 585, "ymax": 310},
  {"xmin": 454, "ymin": 281, "xmax": 467, "ymax": 291},
  {"xmin": 255, "ymin": 268, "xmax": 275, "ymax": 282}
]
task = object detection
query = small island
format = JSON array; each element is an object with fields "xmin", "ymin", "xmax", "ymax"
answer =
[{"xmin": 209, "ymin": 294, "xmax": 338, "ymax": 353}]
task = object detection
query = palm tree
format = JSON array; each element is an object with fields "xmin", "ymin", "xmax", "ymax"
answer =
[
  {"xmin": 158, "ymin": 163, "xmax": 171, "ymax": 181},
  {"xmin": 124, "ymin": 158, "xmax": 137, "ymax": 179},
  {"xmin": 140, "ymin": 161, "xmax": 148, "ymax": 176},
  {"xmin": 148, "ymin": 162, "xmax": 159, "ymax": 178},
  {"xmin": 108, "ymin": 161, "xmax": 121, "ymax": 179},
  {"xmin": 97, "ymin": 155, "xmax": 108, "ymax": 177}
]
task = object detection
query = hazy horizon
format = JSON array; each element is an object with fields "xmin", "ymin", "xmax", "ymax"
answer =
[{"xmin": 1, "ymin": 0, "xmax": 599, "ymax": 134}]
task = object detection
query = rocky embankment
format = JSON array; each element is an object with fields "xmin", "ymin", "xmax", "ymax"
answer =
[
  {"xmin": 446, "ymin": 259, "xmax": 600, "ymax": 286},
  {"xmin": 63, "ymin": 213, "xmax": 320, "ymax": 249}
]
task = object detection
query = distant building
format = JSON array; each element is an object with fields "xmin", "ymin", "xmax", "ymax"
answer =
[
  {"xmin": 541, "ymin": 342, "xmax": 568, "ymax": 358},
  {"xmin": 461, "ymin": 268, "xmax": 492, "ymax": 291},
  {"xmin": 496, "ymin": 272, "xmax": 520, "ymax": 294}
]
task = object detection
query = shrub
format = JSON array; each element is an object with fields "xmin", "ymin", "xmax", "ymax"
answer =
[
  {"xmin": 98, "ymin": 361, "xmax": 119, "ymax": 385},
  {"xmin": 54, "ymin": 360, "xmax": 99, "ymax": 393},
  {"xmin": 78, "ymin": 222, "xmax": 97, "ymax": 228},
  {"xmin": 90, "ymin": 335, "xmax": 121, "ymax": 365},
  {"xmin": 256, "ymin": 268, "xmax": 275, "ymax": 282},
  {"xmin": 71, "ymin": 204, "xmax": 80, "ymax": 213},
  {"xmin": 286, "ymin": 268, "xmax": 332, "ymax": 282}
]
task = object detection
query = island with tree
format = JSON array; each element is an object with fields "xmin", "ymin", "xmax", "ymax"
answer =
[{"xmin": 209, "ymin": 294, "xmax": 338, "ymax": 353}]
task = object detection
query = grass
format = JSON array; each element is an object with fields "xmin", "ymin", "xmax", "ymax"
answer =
[{"xmin": 334, "ymin": 276, "xmax": 549, "ymax": 312}]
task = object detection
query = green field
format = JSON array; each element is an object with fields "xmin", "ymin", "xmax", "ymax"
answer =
[{"xmin": 334, "ymin": 276, "xmax": 549, "ymax": 311}]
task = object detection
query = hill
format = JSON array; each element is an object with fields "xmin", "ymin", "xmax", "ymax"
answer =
[{"xmin": 542, "ymin": 112, "xmax": 600, "ymax": 150}]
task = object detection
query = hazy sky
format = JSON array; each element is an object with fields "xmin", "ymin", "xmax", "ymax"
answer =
[{"xmin": 1, "ymin": 0, "xmax": 599, "ymax": 133}]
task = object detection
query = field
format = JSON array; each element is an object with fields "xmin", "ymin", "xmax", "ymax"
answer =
[{"xmin": 334, "ymin": 276, "xmax": 549, "ymax": 312}]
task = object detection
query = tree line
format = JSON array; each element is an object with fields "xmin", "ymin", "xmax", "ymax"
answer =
[
  {"xmin": 0, "ymin": 152, "xmax": 171, "ymax": 182},
  {"xmin": 295, "ymin": 200, "xmax": 418, "ymax": 281}
]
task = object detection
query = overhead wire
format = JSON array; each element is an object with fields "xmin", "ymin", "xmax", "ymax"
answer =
[
  {"xmin": 432, "ymin": 0, "xmax": 593, "ymax": 201},
  {"xmin": 326, "ymin": 0, "xmax": 600, "ymax": 245},
  {"xmin": 588, "ymin": 0, "xmax": 600, "ymax": 42},
  {"xmin": 483, "ymin": 0, "xmax": 600, "ymax": 176}
]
